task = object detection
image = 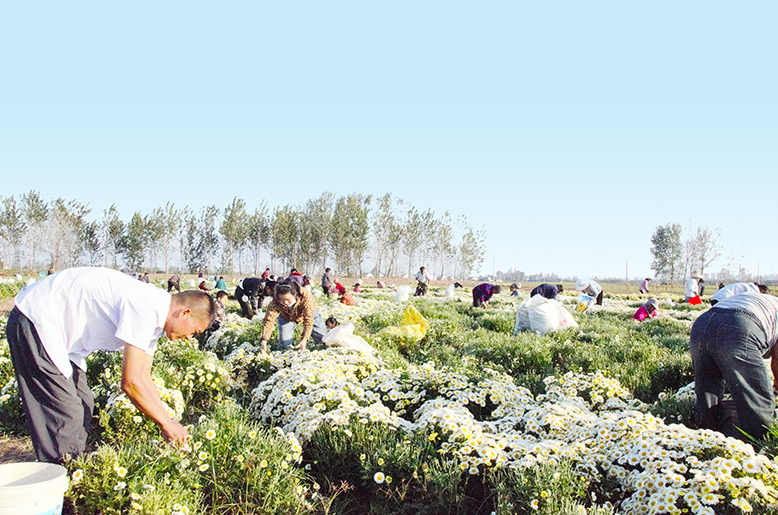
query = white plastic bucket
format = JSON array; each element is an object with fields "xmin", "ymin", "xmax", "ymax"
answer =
[{"xmin": 0, "ymin": 462, "xmax": 69, "ymax": 515}]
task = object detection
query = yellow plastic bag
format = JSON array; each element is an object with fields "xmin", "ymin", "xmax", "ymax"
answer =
[
  {"xmin": 376, "ymin": 324, "xmax": 425, "ymax": 340},
  {"xmin": 376, "ymin": 306, "xmax": 429, "ymax": 341},
  {"xmin": 400, "ymin": 305, "xmax": 428, "ymax": 337}
]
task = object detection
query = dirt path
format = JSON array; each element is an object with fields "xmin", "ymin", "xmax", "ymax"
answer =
[
  {"xmin": 0, "ymin": 297, "xmax": 14, "ymax": 317},
  {"xmin": 0, "ymin": 435, "xmax": 35, "ymax": 464}
]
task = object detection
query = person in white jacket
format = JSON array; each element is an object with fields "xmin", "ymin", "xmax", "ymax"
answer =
[{"xmin": 685, "ymin": 271, "xmax": 702, "ymax": 301}]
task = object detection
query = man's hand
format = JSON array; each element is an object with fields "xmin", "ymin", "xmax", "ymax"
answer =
[
  {"xmin": 161, "ymin": 420, "xmax": 189, "ymax": 447},
  {"xmin": 260, "ymin": 340, "xmax": 268, "ymax": 354},
  {"xmin": 297, "ymin": 338, "xmax": 308, "ymax": 351}
]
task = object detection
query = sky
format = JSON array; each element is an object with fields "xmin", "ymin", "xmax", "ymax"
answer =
[{"xmin": 1, "ymin": 2, "xmax": 776, "ymax": 279}]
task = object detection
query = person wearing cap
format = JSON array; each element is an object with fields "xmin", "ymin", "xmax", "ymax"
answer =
[
  {"xmin": 6, "ymin": 267, "xmax": 215, "ymax": 463},
  {"xmin": 575, "ymin": 278, "xmax": 603, "ymax": 305},
  {"xmin": 710, "ymin": 283, "xmax": 769, "ymax": 306},
  {"xmin": 259, "ymin": 280, "xmax": 326, "ymax": 353},
  {"xmin": 685, "ymin": 271, "xmax": 702, "ymax": 301},
  {"xmin": 633, "ymin": 297, "xmax": 659, "ymax": 321},
  {"xmin": 690, "ymin": 291, "xmax": 778, "ymax": 440},
  {"xmin": 639, "ymin": 278, "xmax": 651, "ymax": 294}
]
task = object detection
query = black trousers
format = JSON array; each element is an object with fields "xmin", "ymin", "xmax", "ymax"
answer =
[{"xmin": 6, "ymin": 307, "xmax": 94, "ymax": 464}]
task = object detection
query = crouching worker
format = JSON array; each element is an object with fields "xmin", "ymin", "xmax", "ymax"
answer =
[
  {"xmin": 472, "ymin": 283, "xmax": 501, "ymax": 308},
  {"xmin": 6, "ymin": 267, "xmax": 216, "ymax": 464},
  {"xmin": 690, "ymin": 291, "xmax": 778, "ymax": 441},
  {"xmin": 633, "ymin": 297, "xmax": 659, "ymax": 321},
  {"xmin": 259, "ymin": 280, "xmax": 326, "ymax": 353}
]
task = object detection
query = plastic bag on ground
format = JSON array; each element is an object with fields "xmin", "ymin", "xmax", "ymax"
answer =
[
  {"xmin": 377, "ymin": 324, "xmax": 425, "ymax": 340},
  {"xmin": 395, "ymin": 285, "xmax": 412, "ymax": 302},
  {"xmin": 576, "ymin": 294, "xmax": 595, "ymax": 312},
  {"xmin": 514, "ymin": 295, "xmax": 578, "ymax": 336},
  {"xmin": 400, "ymin": 305, "xmax": 428, "ymax": 337},
  {"xmin": 688, "ymin": 295, "xmax": 702, "ymax": 305},
  {"xmin": 322, "ymin": 322, "xmax": 376, "ymax": 354},
  {"xmin": 445, "ymin": 284, "xmax": 455, "ymax": 297}
]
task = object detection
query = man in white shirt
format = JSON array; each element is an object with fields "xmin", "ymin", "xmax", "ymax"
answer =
[
  {"xmin": 6, "ymin": 267, "xmax": 215, "ymax": 463},
  {"xmin": 414, "ymin": 266, "xmax": 430, "ymax": 296}
]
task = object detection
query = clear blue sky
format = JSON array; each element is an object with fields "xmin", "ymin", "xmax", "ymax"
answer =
[{"xmin": 1, "ymin": 2, "xmax": 776, "ymax": 279}]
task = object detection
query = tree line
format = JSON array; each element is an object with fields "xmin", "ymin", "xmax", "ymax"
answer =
[
  {"xmin": 649, "ymin": 223, "xmax": 722, "ymax": 283},
  {"xmin": 0, "ymin": 191, "xmax": 487, "ymax": 279}
]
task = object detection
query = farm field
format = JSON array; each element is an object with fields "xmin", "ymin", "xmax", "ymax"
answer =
[{"xmin": 2, "ymin": 279, "xmax": 778, "ymax": 515}]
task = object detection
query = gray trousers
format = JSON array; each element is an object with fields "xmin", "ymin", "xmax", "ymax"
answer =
[
  {"xmin": 6, "ymin": 307, "xmax": 94, "ymax": 464},
  {"xmin": 690, "ymin": 307, "xmax": 775, "ymax": 440},
  {"xmin": 278, "ymin": 311, "xmax": 326, "ymax": 350}
]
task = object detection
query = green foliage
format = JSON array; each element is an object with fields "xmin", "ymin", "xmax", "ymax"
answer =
[
  {"xmin": 307, "ymin": 420, "xmax": 486, "ymax": 515},
  {"xmin": 0, "ymin": 280, "xmax": 23, "ymax": 299},
  {"xmin": 68, "ymin": 403, "xmax": 312, "ymax": 514}
]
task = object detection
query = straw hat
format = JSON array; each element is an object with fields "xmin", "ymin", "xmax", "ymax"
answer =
[
  {"xmin": 691, "ymin": 270, "xmax": 702, "ymax": 279},
  {"xmin": 575, "ymin": 278, "xmax": 591, "ymax": 291}
]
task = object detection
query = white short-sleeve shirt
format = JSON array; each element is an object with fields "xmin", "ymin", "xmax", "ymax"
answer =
[{"xmin": 15, "ymin": 267, "xmax": 171, "ymax": 378}]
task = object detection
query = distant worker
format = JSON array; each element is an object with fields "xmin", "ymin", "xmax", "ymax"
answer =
[
  {"xmin": 167, "ymin": 274, "xmax": 181, "ymax": 293},
  {"xmin": 685, "ymin": 271, "xmax": 702, "ymax": 302},
  {"xmin": 633, "ymin": 297, "xmax": 659, "ymax": 321},
  {"xmin": 259, "ymin": 280, "xmax": 327, "ymax": 353},
  {"xmin": 215, "ymin": 276, "xmax": 227, "ymax": 291},
  {"xmin": 336, "ymin": 283, "xmax": 356, "ymax": 306},
  {"xmin": 353, "ymin": 279, "xmax": 363, "ymax": 293},
  {"xmin": 234, "ymin": 277, "xmax": 265, "ymax": 320},
  {"xmin": 530, "ymin": 283, "xmax": 562, "ymax": 300},
  {"xmin": 710, "ymin": 283, "xmax": 769, "ymax": 306},
  {"xmin": 575, "ymin": 278, "xmax": 603, "ymax": 305},
  {"xmin": 690, "ymin": 291, "xmax": 778, "ymax": 440},
  {"xmin": 699, "ymin": 278, "xmax": 706, "ymax": 297},
  {"xmin": 321, "ymin": 268, "xmax": 334, "ymax": 297},
  {"xmin": 472, "ymin": 283, "xmax": 501, "ymax": 308},
  {"xmin": 198, "ymin": 280, "xmax": 209, "ymax": 291},
  {"xmin": 639, "ymin": 278, "xmax": 651, "ymax": 294},
  {"xmin": 287, "ymin": 268, "xmax": 305, "ymax": 287},
  {"xmin": 376, "ymin": 281, "xmax": 385, "ymax": 289},
  {"xmin": 414, "ymin": 266, "xmax": 430, "ymax": 297},
  {"xmin": 509, "ymin": 283, "xmax": 521, "ymax": 297},
  {"xmin": 261, "ymin": 267, "xmax": 270, "ymax": 280}
]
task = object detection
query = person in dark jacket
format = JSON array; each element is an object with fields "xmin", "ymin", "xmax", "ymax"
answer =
[
  {"xmin": 235, "ymin": 277, "xmax": 265, "ymax": 319},
  {"xmin": 530, "ymin": 283, "xmax": 562, "ymax": 300},
  {"xmin": 167, "ymin": 274, "xmax": 181, "ymax": 293},
  {"xmin": 472, "ymin": 283, "xmax": 501, "ymax": 308}
]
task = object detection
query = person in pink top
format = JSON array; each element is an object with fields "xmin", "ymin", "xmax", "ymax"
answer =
[{"xmin": 633, "ymin": 297, "xmax": 659, "ymax": 321}]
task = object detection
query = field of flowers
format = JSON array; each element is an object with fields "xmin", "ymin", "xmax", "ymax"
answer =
[{"xmin": 2, "ymin": 281, "xmax": 778, "ymax": 514}]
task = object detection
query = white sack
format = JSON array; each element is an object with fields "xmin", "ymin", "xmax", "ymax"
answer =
[
  {"xmin": 395, "ymin": 285, "xmax": 411, "ymax": 302},
  {"xmin": 514, "ymin": 295, "xmax": 578, "ymax": 336},
  {"xmin": 322, "ymin": 322, "xmax": 376, "ymax": 354}
]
